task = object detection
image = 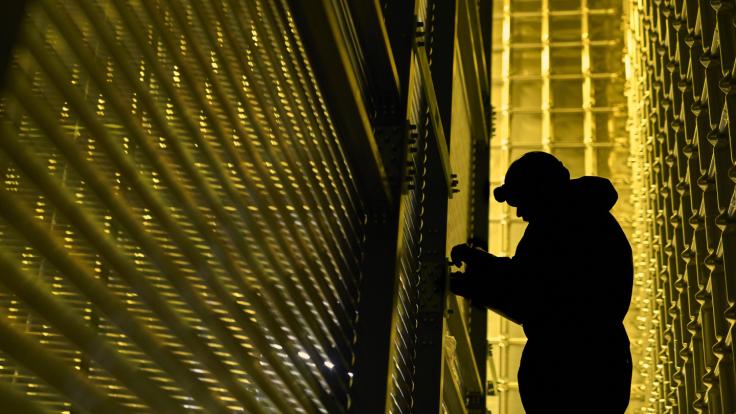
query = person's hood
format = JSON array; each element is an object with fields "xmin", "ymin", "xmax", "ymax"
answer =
[{"xmin": 567, "ymin": 176, "xmax": 618, "ymax": 212}]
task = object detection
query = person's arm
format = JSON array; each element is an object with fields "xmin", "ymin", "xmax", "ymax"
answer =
[{"xmin": 449, "ymin": 245, "xmax": 527, "ymax": 324}]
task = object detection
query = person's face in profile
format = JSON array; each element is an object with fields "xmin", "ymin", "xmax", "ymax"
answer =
[
  {"xmin": 505, "ymin": 191, "xmax": 536, "ymax": 222},
  {"xmin": 505, "ymin": 183, "xmax": 558, "ymax": 223}
]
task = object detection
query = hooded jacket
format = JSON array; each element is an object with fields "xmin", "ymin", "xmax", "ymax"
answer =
[
  {"xmin": 453, "ymin": 176, "xmax": 633, "ymax": 413},
  {"xmin": 460, "ymin": 176, "xmax": 632, "ymax": 329}
]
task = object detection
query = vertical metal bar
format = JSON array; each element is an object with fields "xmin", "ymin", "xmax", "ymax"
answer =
[
  {"xmin": 478, "ymin": 0, "xmax": 492, "ymax": 91},
  {"xmin": 412, "ymin": 2, "xmax": 456, "ymax": 412},
  {"xmin": 468, "ymin": 139, "xmax": 490, "ymax": 413},
  {"xmin": 466, "ymin": 1, "xmax": 491, "ymax": 411},
  {"xmin": 376, "ymin": 0, "xmax": 416, "ymax": 116},
  {"xmin": 412, "ymin": 125, "xmax": 451, "ymax": 414},
  {"xmin": 349, "ymin": 209, "xmax": 402, "ymax": 414},
  {"xmin": 427, "ymin": 0, "xmax": 457, "ymax": 142}
]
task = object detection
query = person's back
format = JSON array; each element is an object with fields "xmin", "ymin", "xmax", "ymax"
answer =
[
  {"xmin": 513, "ymin": 176, "xmax": 632, "ymax": 413},
  {"xmin": 450, "ymin": 152, "xmax": 633, "ymax": 413}
]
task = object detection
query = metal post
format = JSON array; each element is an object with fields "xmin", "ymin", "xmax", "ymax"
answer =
[
  {"xmin": 468, "ymin": 138, "xmax": 490, "ymax": 413},
  {"xmin": 412, "ymin": 132, "xmax": 451, "ymax": 414},
  {"xmin": 412, "ymin": 1, "xmax": 457, "ymax": 412},
  {"xmin": 349, "ymin": 208, "xmax": 402, "ymax": 414}
]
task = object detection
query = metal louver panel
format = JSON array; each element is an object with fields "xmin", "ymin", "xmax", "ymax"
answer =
[
  {"xmin": 383, "ymin": 2, "xmax": 432, "ymax": 411},
  {"xmin": 0, "ymin": 0, "xmax": 366, "ymax": 412}
]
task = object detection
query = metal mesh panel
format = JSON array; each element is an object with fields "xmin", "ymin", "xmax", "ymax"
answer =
[{"xmin": 0, "ymin": 0, "xmax": 366, "ymax": 412}]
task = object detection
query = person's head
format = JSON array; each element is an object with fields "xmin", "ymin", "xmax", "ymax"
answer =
[{"xmin": 493, "ymin": 151, "xmax": 570, "ymax": 222}]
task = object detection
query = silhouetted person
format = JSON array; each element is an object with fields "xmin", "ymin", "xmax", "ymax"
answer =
[{"xmin": 450, "ymin": 151, "xmax": 632, "ymax": 414}]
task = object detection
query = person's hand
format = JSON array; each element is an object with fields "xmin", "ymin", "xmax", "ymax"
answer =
[
  {"xmin": 449, "ymin": 271, "xmax": 474, "ymax": 298},
  {"xmin": 450, "ymin": 243, "xmax": 489, "ymax": 269}
]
